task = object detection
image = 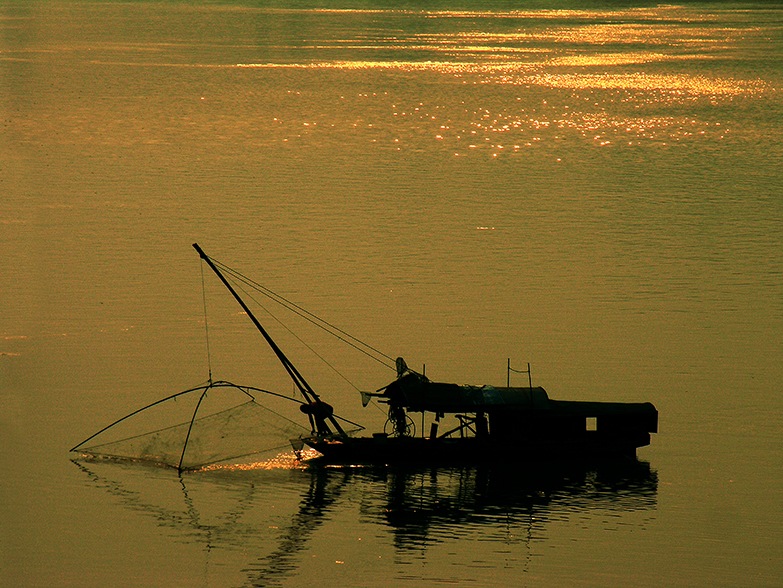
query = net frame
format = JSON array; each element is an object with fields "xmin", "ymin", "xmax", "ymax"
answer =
[{"xmin": 70, "ymin": 381, "xmax": 362, "ymax": 471}]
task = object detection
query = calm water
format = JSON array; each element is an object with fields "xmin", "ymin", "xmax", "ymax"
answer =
[{"xmin": 2, "ymin": 1, "xmax": 782, "ymax": 586}]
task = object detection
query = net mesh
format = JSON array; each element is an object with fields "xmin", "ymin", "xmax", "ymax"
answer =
[{"xmin": 73, "ymin": 382, "xmax": 313, "ymax": 470}]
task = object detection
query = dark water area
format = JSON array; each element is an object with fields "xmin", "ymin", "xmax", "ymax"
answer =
[
  {"xmin": 67, "ymin": 458, "xmax": 659, "ymax": 587},
  {"xmin": 1, "ymin": 1, "xmax": 782, "ymax": 586}
]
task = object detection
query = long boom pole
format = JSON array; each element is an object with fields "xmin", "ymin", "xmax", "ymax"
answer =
[{"xmin": 192, "ymin": 243, "xmax": 346, "ymax": 437}]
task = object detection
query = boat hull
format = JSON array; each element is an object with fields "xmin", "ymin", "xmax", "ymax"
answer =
[{"xmin": 304, "ymin": 432, "xmax": 649, "ymax": 465}]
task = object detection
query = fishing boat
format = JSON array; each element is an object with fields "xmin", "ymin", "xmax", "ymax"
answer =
[{"xmin": 193, "ymin": 244, "xmax": 658, "ymax": 465}]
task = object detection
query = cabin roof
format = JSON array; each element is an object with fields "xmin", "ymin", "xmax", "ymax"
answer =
[
  {"xmin": 385, "ymin": 375, "xmax": 657, "ymax": 433},
  {"xmin": 388, "ymin": 375, "xmax": 550, "ymax": 412}
]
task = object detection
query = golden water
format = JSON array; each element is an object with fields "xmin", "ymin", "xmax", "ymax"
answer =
[{"xmin": 2, "ymin": 2, "xmax": 781, "ymax": 586}]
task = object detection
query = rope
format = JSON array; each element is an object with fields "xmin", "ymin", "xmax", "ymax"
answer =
[
  {"xmin": 231, "ymin": 278, "xmax": 365, "ymax": 391},
  {"xmin": 212, "ymin": 258, "xmax": 397, "ymax": 372},
  {"xmin": 200, "ymin": 261, "xmax": 213, "ymax": 383}
]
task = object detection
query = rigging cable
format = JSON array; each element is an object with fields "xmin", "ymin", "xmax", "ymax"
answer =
[
  {"xmin": 200, "ymin": 260, "xmax": 214, "ymax": 383},
  {"xmin": 230, "ymin": 276, "xmax": 367, "ymax": 392},
  {"xmin": 197, "ymin": 253, "xmax": 399, "ymax": 416},
  {"xmin": 212, "ymin": 259, "xmax": 397, "ymax": 371}
]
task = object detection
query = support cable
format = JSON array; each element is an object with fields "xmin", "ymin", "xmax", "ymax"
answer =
[
  {"xmin": 200, "ymin": 261, "xmax": 213, "ymax": 384},
  {"xmin": 230, "ymin": 279, "xmax": 364, "ymax": 392},
  {"xmin": 212, "ymin": 259, "xmax": 396, "ymax": 371},
  {"xmin": 192, "ymin": 244, "xmax": 348, "ymax": 438}
]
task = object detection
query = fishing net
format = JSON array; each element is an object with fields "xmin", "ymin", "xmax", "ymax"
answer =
[{"xmin": 71, "ymin": 381, "xmax": 315, "ymax": 471}]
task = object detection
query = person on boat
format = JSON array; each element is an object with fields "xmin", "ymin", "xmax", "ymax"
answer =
[{"xmin": 300, "ymin": 400, "xmax": 336, "ymax": 436}]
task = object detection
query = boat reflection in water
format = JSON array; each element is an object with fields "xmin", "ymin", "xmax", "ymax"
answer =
[
  {"xmin": 363, "ymin": 460, "xmax": 657, "ymax": 553},
  {"xmin": 73, "ymin": 457, "xmax": 657, "ymax": 586}
]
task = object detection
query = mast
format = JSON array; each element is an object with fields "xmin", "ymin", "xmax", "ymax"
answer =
[{"xmin": 192, "ymin": 243, "xmax": 346, "ymax": 438}]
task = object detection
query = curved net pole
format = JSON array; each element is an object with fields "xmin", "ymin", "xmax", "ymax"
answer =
[
  {"xmin": 178, "ymin": 386, "xmax": 210, "ymax": 472},
  {"xmin": 70, "ymin": 383, "xmax": 211, "ymax": 453}
]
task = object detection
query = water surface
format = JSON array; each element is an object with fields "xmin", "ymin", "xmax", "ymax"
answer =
[{"xmin": 1, "ymin": 1, "xmax": 781, "ymax": 586}]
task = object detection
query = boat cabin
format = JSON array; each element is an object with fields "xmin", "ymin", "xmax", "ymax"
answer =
[{"xmin": 378, "ymin": 370, "xmax": 658, "ymax": 456}]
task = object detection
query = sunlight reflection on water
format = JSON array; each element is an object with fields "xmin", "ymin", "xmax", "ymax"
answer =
[{"xmin": 2, "ymin": 1, "xmax": 781, "ymax": 587}]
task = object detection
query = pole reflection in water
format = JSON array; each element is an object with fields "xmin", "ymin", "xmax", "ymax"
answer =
[{"xmin": 72, "ymin": 457, "xmax": 657, "ymax": 586}]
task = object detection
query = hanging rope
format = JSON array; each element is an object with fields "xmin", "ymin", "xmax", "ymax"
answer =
[{"xmin": 200, "ymin": 260, "xmax": 213, "ymax": 384}]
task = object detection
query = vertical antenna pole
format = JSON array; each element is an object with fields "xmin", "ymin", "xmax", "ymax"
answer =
[{"xmin": 507, "ymin": 360, "xmax": 533, "ymax": 388}]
